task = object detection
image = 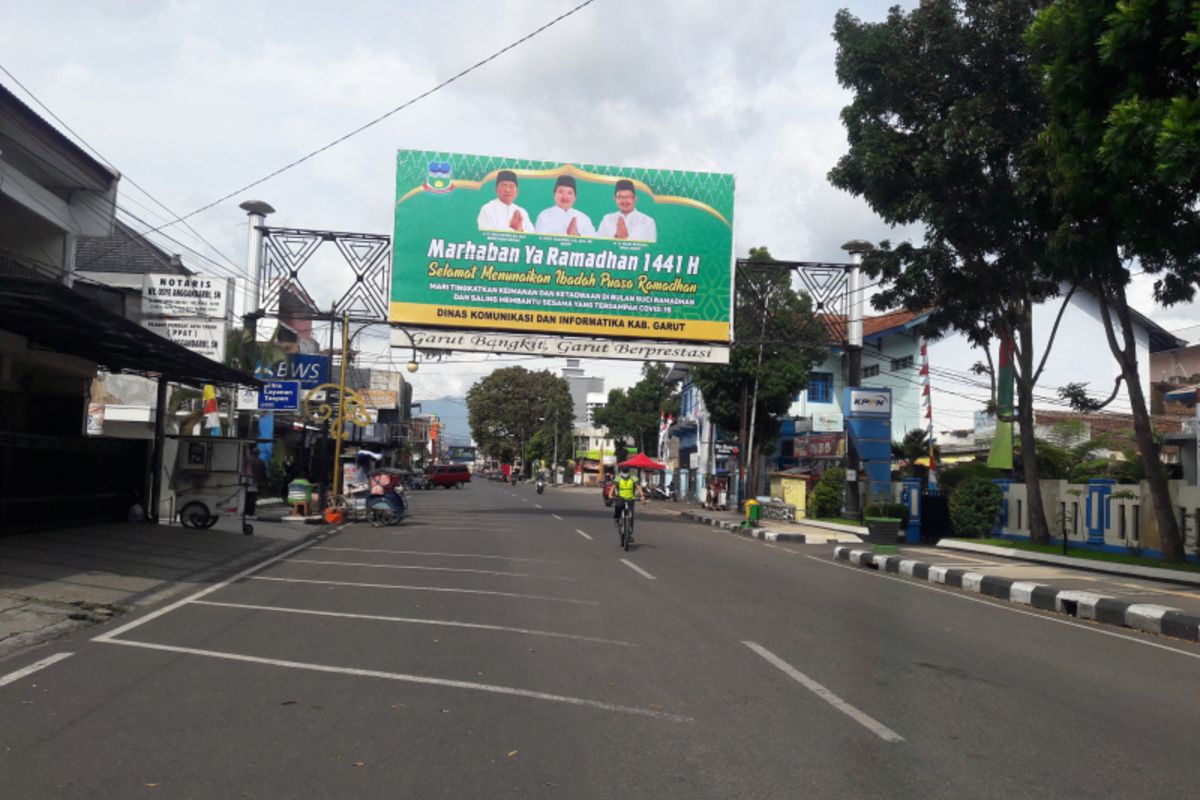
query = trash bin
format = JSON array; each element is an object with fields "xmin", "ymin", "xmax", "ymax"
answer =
[
  {"xmin": 288, "ymin": 478, "xmax": 315, "ymax": 506},
  {"xmin": 745, "ymin": 499, "xmax": 761, "ymax": 525}
]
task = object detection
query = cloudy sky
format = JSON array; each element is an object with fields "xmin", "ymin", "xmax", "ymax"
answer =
[{"xmin": 4, "ymin": 0, "xmax": 1194, "ymax": 420}]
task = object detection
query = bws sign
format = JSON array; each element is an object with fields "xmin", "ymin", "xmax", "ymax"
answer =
[{"xmin": 261, "ymin": 354, "xmax": 330, "ymax": 388}]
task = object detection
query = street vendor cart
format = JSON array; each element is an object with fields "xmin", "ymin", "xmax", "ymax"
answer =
[{"xmin": 167, "ymin": 436, "xmax": 258, "ymax": 535}]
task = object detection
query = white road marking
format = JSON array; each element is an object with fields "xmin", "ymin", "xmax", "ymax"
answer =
[
  {"xmin": 575, "ymin": 529, "xmax": 594, "ymax": 541},
  {"xmin": 0, "ymin": 652, "xmax": 74, "ymax": 687},
  {"xmin": 764, "ymin": 543, "xmax": 779, "ymax": 549},
  {"xmin": 93, "ymin": 529, "xmax": 336, "ymax": 643},
  {"xmin": 286, "ymin": 558, "xmax": 570, "ymax": 581},
  {"xmin": 552, "ymin": 514, "xmax": 563, "ymax": 521},
  {"xmin": 742, "ymin": 641, "xmax": 904, "ymax": 743},
  {"xmin": 521, "ymin": 498, "xmax": 529, "ymax": 503},
  {"xmin": 619, "ymin": 559, "xmax": 657, "ymax": 581},
  {"xmin": 310, "ymin": 546, "xmax": 554, "ymax": 564},
  {"xmin": 535, "ymin": 503, "xmax": 544, "ymax": 509},
  {"xmin": 98, "ymin": 638, "xmax": 691, "ymax": 722},
  {"xmin": 248, "ymin": 575, "xmax": 598, "ymax": 604},
  {"xmin": 190, "ymin": 600, "xmax": 633, "ymax": 645},
  {"xmin": 807, "ymin": 556, "xmax": 1200, "ymax": 661}
]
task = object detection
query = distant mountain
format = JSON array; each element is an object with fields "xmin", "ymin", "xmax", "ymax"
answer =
[{"xmin": 414, "ymin": 395, "xmax": 470, "ymax": 443}]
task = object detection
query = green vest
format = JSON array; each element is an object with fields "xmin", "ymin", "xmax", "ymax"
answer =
[{"xmin": 616, "ymin": 476, "xmax": 638, "ymax": 500}]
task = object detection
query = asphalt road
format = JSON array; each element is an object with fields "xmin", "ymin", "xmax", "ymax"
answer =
[{"xmin": 3, "ymin": 480, "xmax": 1200, "ymax": 799}]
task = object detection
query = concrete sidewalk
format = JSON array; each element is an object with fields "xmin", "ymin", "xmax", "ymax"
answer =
[
  {"xmin": 665, "ymin": 503, "xmax": 864, "ymax": 544},
  {"xmin": 0, "ymin": 511, "xmax": 321, "ymax": 659},
  {"xmin": 833, "ymin": 544, "xmax": 1200, "ymax": 644}
]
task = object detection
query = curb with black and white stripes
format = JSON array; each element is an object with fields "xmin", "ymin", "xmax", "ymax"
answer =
[
  {"xmin": 679, "ymin": 510, "xmax": 854, "ymax": 544},
  {"xmin": 833, "ymin": 547, "xmax": 1200, "ymax": 644}
]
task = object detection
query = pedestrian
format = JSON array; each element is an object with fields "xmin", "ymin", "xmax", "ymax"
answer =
[{"xmin": 242, "ymin": 445, "xmax": 267, "ymax": 520}]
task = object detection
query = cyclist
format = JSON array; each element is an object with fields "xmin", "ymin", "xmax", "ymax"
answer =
[{"xmin": 612, "ymin": 467, "xmax": 644, "ymax": 541}]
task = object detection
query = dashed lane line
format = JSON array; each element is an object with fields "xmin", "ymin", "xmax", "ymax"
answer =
[
  {"xmin": 575, "ymin": 529, "xmax": 594, "ymax": 541},
  {"xmin": 552, "ymin": 514, "xmax": 563, "ymax": 521},
  {"xmin": 619, "ymin": 559, "xmax": 657, "ymax": 581}
]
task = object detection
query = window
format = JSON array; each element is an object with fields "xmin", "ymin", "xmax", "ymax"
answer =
[
  {"xmin": 807, "ymin": 372, "xmax": 833, "ymax": 403},
  {"xmin": 1073, "ymin": 502, "xmax": 1079, "ymax": 535},
  {"xmin": 863, "ymin": 364, "xmax": 880, "ymax": 379},
  {"xmin": 1119, "ymin": 505, "xmax": 1127, "ymax": 539},
  {"xmin": 1016, "ymin": 499, "xmax": 1023, "ymax": 530},
  {"xmin": 890, "ymin": 355, "xmax": 914, "ymax": 371},
  {"xmin": 1132, "ymin": 504, "xmax": 1140, "ymax": 540}
]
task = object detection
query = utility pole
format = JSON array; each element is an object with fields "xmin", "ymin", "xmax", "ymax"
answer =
[
  {"xmin": 841, "ymin": 239, "xmax": 874, "ymax": 518},
  {"xmin": 331, "ymin": 312, "xmax": 350, "ymax": 497},
  {"xmin": 551, "ymin": 404, "xmax": 559, "ymax": 485}
]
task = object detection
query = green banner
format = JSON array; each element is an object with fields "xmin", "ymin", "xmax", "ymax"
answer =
[{"xmin": 391, "ymin": 150, "xmax": 734, "ymax": 343}]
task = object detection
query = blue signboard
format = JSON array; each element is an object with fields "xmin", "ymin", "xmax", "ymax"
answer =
[
  {"xmin": 259, "ymin": 381, "xmax": 301, "ymax": 411},
  {"xmin": 260, "ymin": 354, "xmax": 330, "ymax": 389}
]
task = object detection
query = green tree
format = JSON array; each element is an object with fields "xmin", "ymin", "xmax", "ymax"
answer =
[
  {"xmin": 691, "ymin": 247, "xmax": 826, "ymax": 502},
  {"xmin": 829, "ymin": 1, "xmax": 1064, "ymax": 544},
  {"xmin": 1027, "ymin": 0, "xmax": 1198, "ymax": 560},
  {"xmin": 466, "ymin": 367, "xmax": 574, "ymax": 478},
  {"xmin": 592, "ymin": 362, "xmax": 679, "ymax": 458},
  {"xmin": 892, "ymin": 428, "xmax": 940, "ymax": 481}
]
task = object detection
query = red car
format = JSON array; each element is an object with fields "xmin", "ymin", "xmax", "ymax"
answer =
[{"xmin": 426, "ymin": 464, "xmax": 471, "ymax": 489}]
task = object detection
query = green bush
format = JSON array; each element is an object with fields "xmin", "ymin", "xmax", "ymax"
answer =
[
  {"xmin": 937, "ymin": 462, "xmax": 1005, "ymax": 491},
  {"xmin": 864, "ymin": 501, "xmax": 910, "ymax": 525},
  {"xmin": 808, "ymin": 467, "xmax": 845, "ymax": 518},
  {"xmin": 949, "ymin": 477, "xmax": 1004, "ymax": 537}
]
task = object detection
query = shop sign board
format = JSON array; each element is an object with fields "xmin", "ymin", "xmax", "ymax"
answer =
[
  {"xmin": 811, "ymin": 411, "xmax": 844, "ymax": 433},
  {"xmin": 142, "ymin": 274, "xmax": 231, "ymax": 318},
  {"xmin": 391, "ymin": 150, "xmax": 734, "ymax": 353},
  {"xmin": 358, "ymin": 389, "xmax": 398, "ymax": 408},
  {"xmin": 143, "ymin": 318, "xmax": 227, "ymax": 362},
  {"xmin": 259, "ymin": 381, "xmax": 300, "ymax": 411},
  {"xmin": 847, "ymin": 388, "xmax": 892, "ymax": 417},
  {"xmin": 261, "ymin": 354, "xmax": 330, "ymax": 388},
  {"xmin": 394, "ymin": 327, "xmax": 729, "ymax": 363},
  {"xmin": 800, "ymin": 433, "xmax": 845, "ymax": 459}
]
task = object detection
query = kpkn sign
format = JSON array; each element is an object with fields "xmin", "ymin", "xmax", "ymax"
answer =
[
  {"xmin": 847, "ymin": 389, "xmax": 892, "ymax": 417},
  {"xmin": 259, "ymin": 381, "xmax": 300, "ymax": 411}
]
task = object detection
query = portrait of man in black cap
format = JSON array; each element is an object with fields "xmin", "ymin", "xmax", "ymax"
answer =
[
  {"xmin": 534, "ymin": 174, "xmax": 596, "ymax": 237},
  {"xmin": 477, "ymin": 169, "xmax": 535, "ymax": 233},
  {"xmin": 597, "ymin": 179, "xmax": 657, "ymax": 242}
]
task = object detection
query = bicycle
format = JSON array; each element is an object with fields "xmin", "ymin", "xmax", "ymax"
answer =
[{"xmin": 618, "ymin": 501, "xmax": 635, "ymax": 551}]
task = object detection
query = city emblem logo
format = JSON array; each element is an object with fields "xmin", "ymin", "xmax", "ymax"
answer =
[{"xmin": 424, "ymin": 161, "xmax": 455, "ymax": 193}]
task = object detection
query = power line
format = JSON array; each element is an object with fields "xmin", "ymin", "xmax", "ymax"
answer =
[{"xmin": 52, "ymin": 0, "xmax": 600, "ymax": 248}]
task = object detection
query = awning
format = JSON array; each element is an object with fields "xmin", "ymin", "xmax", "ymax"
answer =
[{"xmin": 1, "ymin": 276, "xmax": 260, "ymax": 386}]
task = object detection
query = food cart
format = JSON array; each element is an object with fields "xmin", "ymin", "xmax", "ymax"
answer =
[{"xmin": 166, "ymin": 435, "xmax": 257, "ymax": 535}]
